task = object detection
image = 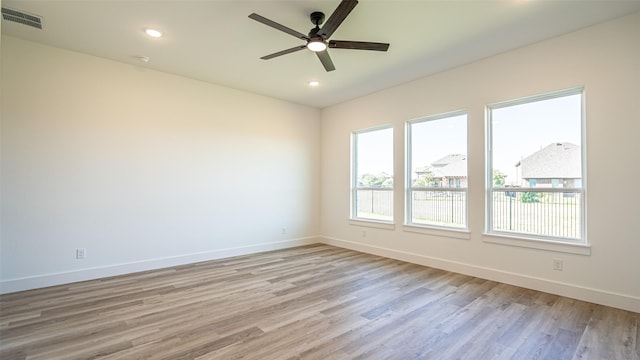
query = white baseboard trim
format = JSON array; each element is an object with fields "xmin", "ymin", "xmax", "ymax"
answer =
[
  {"xmin": 319, "ymin": 236, "xmax": 640, "ymax": 313},
  {"xmin": 5, "ymin": 235, "xmax": 638, "ymax": 313},
  {"xmin": 0, "ymin": 237, "xmax": 318, "ymax": 295}
]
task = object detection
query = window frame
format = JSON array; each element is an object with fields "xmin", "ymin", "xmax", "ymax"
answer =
[
  {"xmin": 405, "ymin": 110, "xmax": 469, "ymax": 233},
  {"xmin": 484, "ymin": 87, "xmax": 588, "ymax": 247},
  {"xmin": 350, "ymin": 125, "xmax": 394, "ymax": 224}
]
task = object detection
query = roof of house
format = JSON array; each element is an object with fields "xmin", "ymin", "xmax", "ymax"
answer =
[
  {"xmin": 516, "ymin": 142, "xmax": 581, "ymax": 179},
  {"xmin": 430, "ymin": 154, "xmax": 467, "ymax": 178}
]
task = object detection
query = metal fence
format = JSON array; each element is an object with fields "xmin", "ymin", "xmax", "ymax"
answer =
[
  {"xmin": 410, "ymin": 190, "xmax": 467, "ymax": 228},
  {"xmin": 356, "ymin": 189, "xmax": 393, "ymax": 221},
  {"xmin": 356, "ymin": 188, "xmax": 582, "ymax": 239},
  {"xmin": 490, "ymin": 189, "xmax": 582, "ymax": 239}
]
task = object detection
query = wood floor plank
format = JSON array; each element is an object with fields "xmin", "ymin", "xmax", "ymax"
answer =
[
  {"xmin": 0, "ymin": 244, "xmax": 637, "ymax": 360},
  {"xmin": 572, "ymin": 305, "xmax": 639, "ymax": 360}
]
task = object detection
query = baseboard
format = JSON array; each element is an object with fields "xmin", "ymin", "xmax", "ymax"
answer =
[
  {"xmin": 5, "ymin": 235, "xmax": 638, "ymax": 313},
  {"xmin": 0, "ymin": 237, "xmax": 318, "ymax": 295},
  {"xmin": 319, "ymin": 236, "xmax": 640, "ymax": 313}
]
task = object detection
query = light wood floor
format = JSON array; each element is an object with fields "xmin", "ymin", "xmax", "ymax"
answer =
[{"xmin": 1, "ymin": 244, "xmax": 638, "ymax": 360}]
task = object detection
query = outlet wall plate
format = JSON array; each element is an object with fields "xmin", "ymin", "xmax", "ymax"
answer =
[{"xmin": 552, "ymin": 258, "xmax": 563, "ymax": 271}]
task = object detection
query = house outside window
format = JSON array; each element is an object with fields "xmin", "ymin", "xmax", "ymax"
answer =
[
  {"xmin": 351, "ymin": 126, "xmax": 393, "ymax": 222},
  {"xmin": 486, "ymin": 88, "xmax": 585, "ymax": 242},
  {"xmin": 406, "ymin": 111, "xmax": 467, "ymax": 229}
]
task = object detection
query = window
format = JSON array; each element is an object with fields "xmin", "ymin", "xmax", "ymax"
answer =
[
  {"xmin": 351, "ymin": 126, "xmax": 394, "ymax": 222},
  {"xmin": 406, "ymin": 112, "xmax": 467, "ymax": 229},
  {"xmin": 486, "ymin": 88, "xmax": 585, "ymax": 242}
]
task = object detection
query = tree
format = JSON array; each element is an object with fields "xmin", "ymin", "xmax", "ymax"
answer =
[
  {"xmin": 414, "ymin": 167, "xmax": 435, "ymax": 187},
  {"xmin": 359, "ymin": 173, "xmax": 392, "ymax": 187},
  {"xmin": 493, "ymin": 170, "xmax": 506, "ymax": 186}
]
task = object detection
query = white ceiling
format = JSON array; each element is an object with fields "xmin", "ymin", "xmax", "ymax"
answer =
[{"xmin": 3, "ymin": 0, "xmax": 640, "ymax": 108}]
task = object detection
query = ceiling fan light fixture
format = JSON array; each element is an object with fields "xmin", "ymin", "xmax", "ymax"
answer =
[{"xmin": 307, "ymin": 40, "xmax": 327, "ymax": 52}]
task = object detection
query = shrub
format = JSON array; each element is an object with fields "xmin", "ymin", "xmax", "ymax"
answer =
[{"xmin": 521, "ymin": 192, "xmax": 541, "ymax": 203}]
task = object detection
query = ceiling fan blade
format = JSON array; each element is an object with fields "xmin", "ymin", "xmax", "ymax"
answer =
[
  {"xmin": 329, "ymin": 40, "xmax": 389, "ymax": 51},
  {"xmin": 317, "ymin": 0, "xmax": 358, "ymax": 39},
  {"xmin": 249, "ymin": 13, "xmax": 309, "ymax": 40},
  {"xmin": 316, "ymin": 50, "xmax": 336, "ymax": 72},
  {"xmin": 260, "ymin": 45, "xmax": 307, "ymax": 60}
]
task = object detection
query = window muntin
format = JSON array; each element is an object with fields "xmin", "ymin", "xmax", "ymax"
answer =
[
  {"xmin": 486, "ymin": 89, "xmax": 585, "ymax": 242},
  {"xmin": 351, "ymin": 126, "xmax": 393, "ymax": 222},
  {"xmin": 406, "ymin": 112, "xmax": 468, "ymax": 229}
]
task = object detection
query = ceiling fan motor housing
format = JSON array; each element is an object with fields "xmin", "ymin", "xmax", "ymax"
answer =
[{"xmin": 310, "ymin": 11, "xmax": 325, "ymax": 27}]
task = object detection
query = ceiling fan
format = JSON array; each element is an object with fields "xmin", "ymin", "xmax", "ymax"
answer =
[{"xmin": 248, "ymin": 0, "xmax": 389, "ymax": 72}]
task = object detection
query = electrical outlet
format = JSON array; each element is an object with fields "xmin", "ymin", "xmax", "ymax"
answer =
[
  {"xmin": 281, "ymin": 227, "xmax": 287, "ymax": 235},
  {"xmin": 361, "ymin": 230, "xmax": 367, "ymax": 237},
  {"xmin": 552, "ymin": 258, "xmax": 563, "ymax": 271},
  {"xmin": 76, "ymin": 248, "xmax": 86, "ymax": 260}
]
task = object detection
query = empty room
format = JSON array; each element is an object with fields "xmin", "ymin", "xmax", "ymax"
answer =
[{"xmin": 1, "ymin": 1, "xmax": 639, "ymax": 359}]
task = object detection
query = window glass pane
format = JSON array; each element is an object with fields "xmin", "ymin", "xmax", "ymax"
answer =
[
  {"xmin": 410, "ymin": 114, "xmax": 467, "ymax": 187},
  {"xmin": 353, "ymin": 127, "xmax": 393, "ymax": 221},
  {"xmin": 488, "ymin": 91, "xmax": 584, "ymax": 241},
  {"xmin": 491, "ymin": 94, "xmax": 582, "ymax": 187},
  {"xmin": 356, "ymin": 128, "xmax": 393, "ymax": 189},
  {"xmin": 408, "ymin": 113, "xmax": 467, "ymax": 228}
]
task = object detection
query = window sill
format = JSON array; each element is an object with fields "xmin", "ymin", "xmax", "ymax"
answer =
[
  {"xmin": 482, "ymin": 232, "xmax": 591, "ymax": 255},
  {"xmin": 403, "ymin": 225, "xmax": 470, "ymax": 240},
  {"xmin": 349, "ymin": 219, "xmax": 395, "ymax": 230}
]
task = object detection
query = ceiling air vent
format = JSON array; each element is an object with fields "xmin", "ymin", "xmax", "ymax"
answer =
[{"xmin": 2, "ymin": 7, "xmax": 43, "ymax": 29}]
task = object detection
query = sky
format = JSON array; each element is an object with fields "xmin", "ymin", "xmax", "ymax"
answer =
[
  {"xmin": 356, "ymin": 127, "xmax": 394, "ymax": 176},
  {"xmin": 356, "ymin": 115, "xmax": 467, "ymax": 179},
  {"xmin": 356, "ymin": 92, "xmax": 582, "ymax": 185},
  {"xmin": 491, "ymin": 93, "xmax": 582, "ymax": 183},
  {"xmin": 410, "ymin": 113, "xmax": 467, "ymax": 170}
]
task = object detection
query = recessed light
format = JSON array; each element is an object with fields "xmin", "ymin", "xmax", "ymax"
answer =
[
  {"xmin": 309, "ymin": 81, "xmax": 320, "ymax": 87},
  {"xmin": 144, "ymin": 28, "xmax": 162, "ymax": 38}
]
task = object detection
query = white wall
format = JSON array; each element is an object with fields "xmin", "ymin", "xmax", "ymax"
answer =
[
  {"xmin": 320, "ymin": 12, "xmax": 640, "ymax": 312},
  {"xmin": 1, "ymin": 36, "xmax": 321, "ymax": 292}
]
